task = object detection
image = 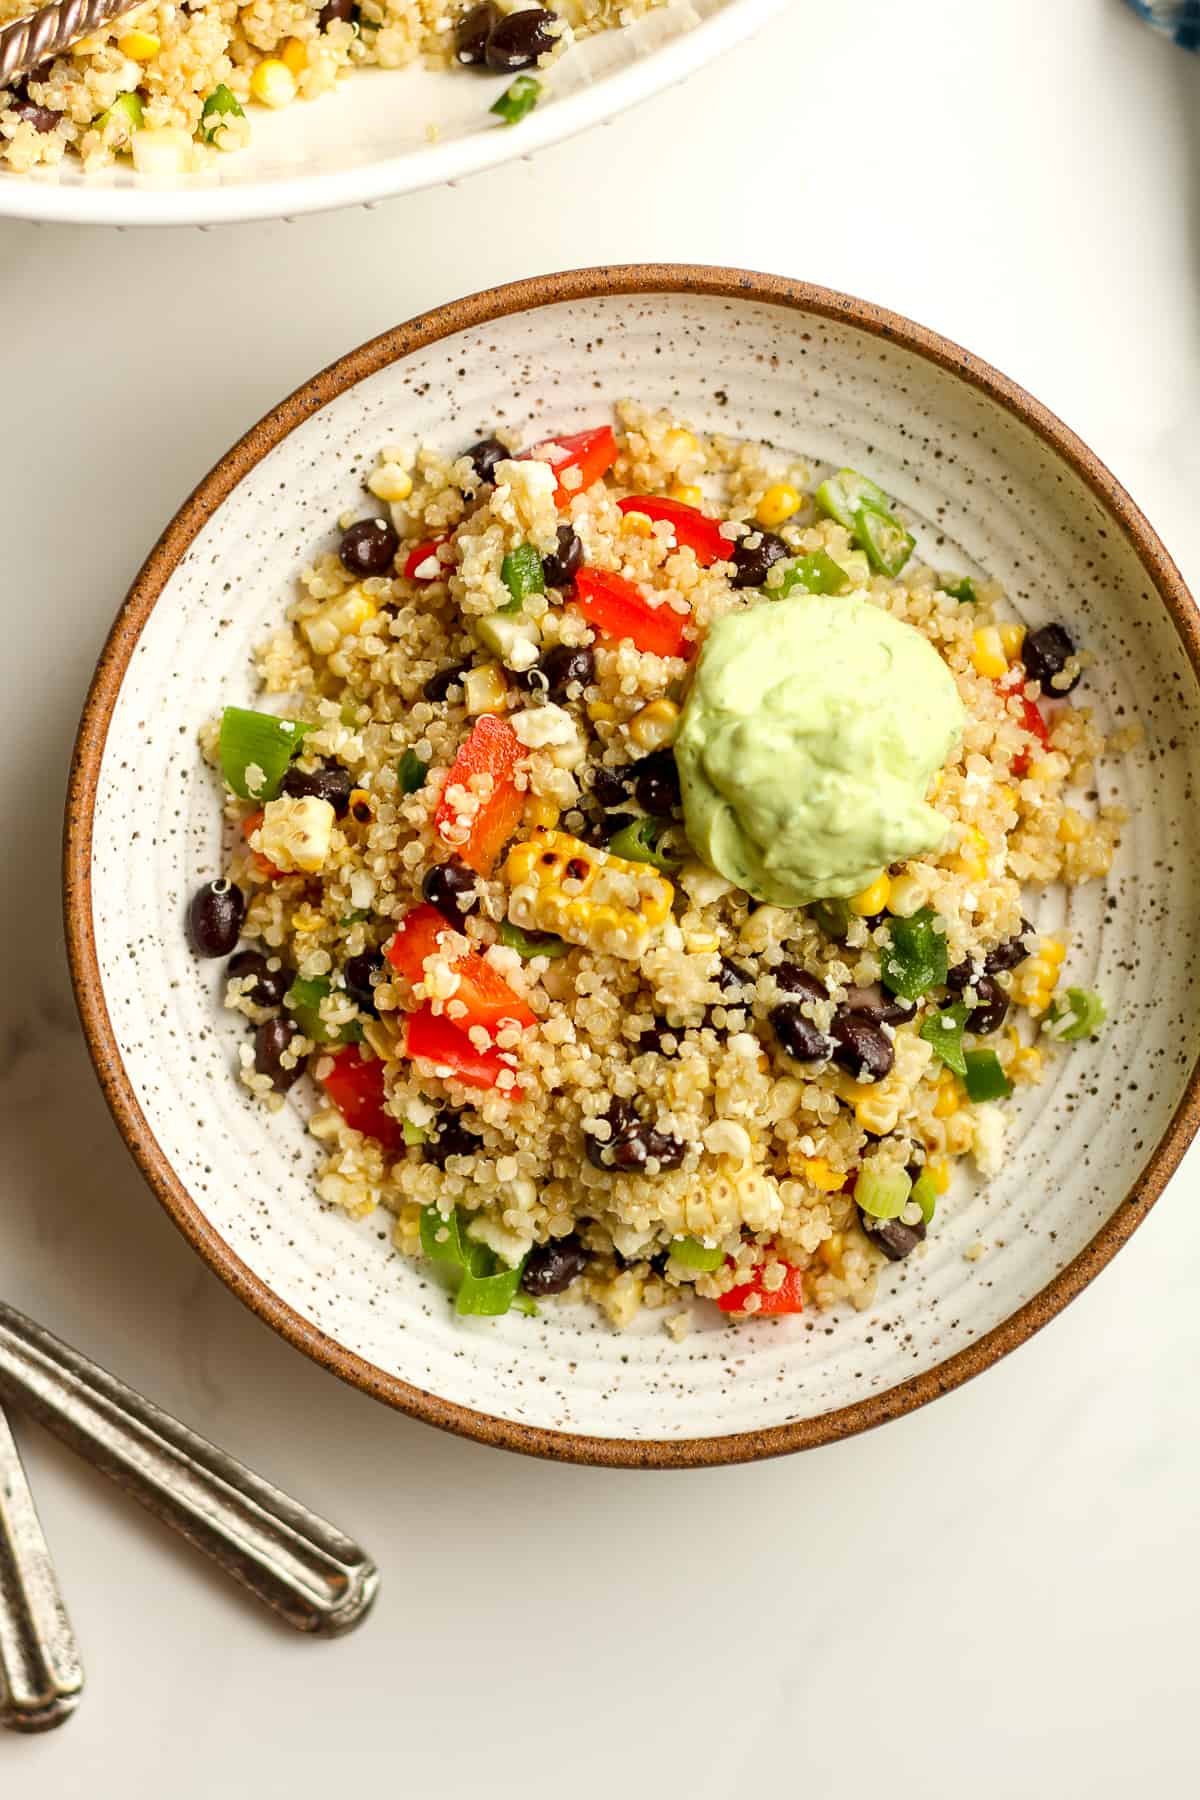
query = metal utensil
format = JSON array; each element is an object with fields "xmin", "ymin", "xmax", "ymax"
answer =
[
  {"xmin": 0, "ymin": 0, "xmax": 142, "ymax": 91},
  {"xmin": 0, "ymin": 1401, "xmax": 83, "ymax": 1733},
  {"xmin": 0, "ymin": 1302, "xmax": 379, "ymax": 1638}
]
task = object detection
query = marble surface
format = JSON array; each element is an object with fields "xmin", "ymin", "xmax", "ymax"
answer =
[{"xmin": 2, "ymin": 0, "xmax": 1198, "ymax": 1791}]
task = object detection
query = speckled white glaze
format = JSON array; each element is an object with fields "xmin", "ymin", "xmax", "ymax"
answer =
[{"xmin": 75, "ymin": 278, "xmax": 1200, "ymax": 1461}]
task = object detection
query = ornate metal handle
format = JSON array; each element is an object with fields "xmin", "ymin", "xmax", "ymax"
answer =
[
  {"xmin": 0, "ymin": 1401, "xmax": 83, "ymax": 1732},
  {"xmin": 0, "ymin": 0, "xmax": 140, "ymax": 90},
  {"xmin": 0, "ymin": 1302, "xmax": 379, "ymax": 1638}
]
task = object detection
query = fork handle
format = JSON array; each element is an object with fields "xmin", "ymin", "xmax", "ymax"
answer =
[
  {"xmin": 0, "ymin": 1303, "xmax": 379, "ymax": 1638},
  {"xmin": 0, "ymin": 1402, "xmax": 83, "ymax": 1732}
]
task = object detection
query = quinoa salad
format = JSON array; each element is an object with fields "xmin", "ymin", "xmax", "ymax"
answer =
[
  {"xmin": 0, "ymin": 0, "xmax": 650, "ymax": 174},
  {"xmin": 186, "ymin": 403, "xmax": 1126, "ymax": 1331}
]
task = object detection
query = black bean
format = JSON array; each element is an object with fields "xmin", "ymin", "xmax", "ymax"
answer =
[
  {"xmin": 521, "ymin": 1235, "xmax": 589, "ymax": 1296},
  {"xmin": 774, "ymin": 962, "xmax": 827, "ymax": 1002},
  {"xmin": 770, "ymin": 1003, "xmax": 833, "ymax": 1063},
  {"xmin": 538, "ymin": 643, "xmax": 594, "ymax": 702},
  {"xmin": 730, "ymin": 529, "xmax": 789, "ymax": 589},
  {"xmin": 542, "ymin": 523, "xmax": 584, "ymax": 588},
  {"xmin": 1021, "ymin": 623, "xmax": 1079, "ymax": 693},
  {"xmin": 945, "ymin": 958, "xmax": 978, "ymax": 994},
  {"xmin": 632, "ymin": 748, "xmax": 681, "ymax": 816},
  {"xmin": 423, "ymin": 1112, "xmax": 480, "ymax": 1167},
  {"xmin": 830, "ymin": 1013, "xmax": 894, "ymax": 1081},
  {"xmin": 462, "ymin": 433, "xmax": 506, "ymax": 483},
  {"xmin": 966, "ymin": 975, "xmax": 1009, "ymax": 1036},
  {"xmin": 859, "ymin": 1208, "xmax": 926, "ymax": 1262},
  {"xmin": 593, "ymin": 811, "xmax": 635, "ymax": 844},
  {"xmin": 344, "ymin": 950, "xmax": 384, "ymax": 1017},
  {"xmin": 717, "ymin": 957, "xmax": 753, "ymax": 994},
  {"xmin": 637, "ymin": 1021, "xmax": 679, "ymax": 1056},
  {"xmin": 226, "ymin": 949, "xmax": 289, "ymax": 1007},
  {"xmin": 984, "ymin": 921, "xmax": 1034, "ymax": 974},
  {"xmin": 280, "ymin": 761, "xmax": 353, "ymax": 819},
  {"xmin": 318, "ymin": 0, "xmax": 356, "ymax": 23},
  {"xmin": 484, "ymin": 5, "xmax": 557, "ymax": 70},
  {"xmin": 585, "ymin": 1098, "xmax": 684, "ymax": 1173},
  {"xmin": 423, "ymin": 661, "xmax": 472, "ymax": 703},
  {"xmin": 12, "ymin": 98, "xmax": 59, "ymax": 132},
  {"xmin": 421, "ymin": 857, "xmax": 478, "ymax": 922},
  {"xmin": 843, "ymin": 985, "xmax": 914, "ymax": 1025},
  {"xmin": 454, "ymin": 0, "xmax": 499, "ymax": 63},
  {"xmin": 590, "ymin": 765, "xmax": 630, "ymax": 809},
  {"xmin": 338, "ymin": 516, "xmax": 398, "ymax": 577},
  {"xmin": 188, "ymin": 879, "xmax": 246, "ymax": 957},
  {"xmin": 254, "ymin": 1017, "xmax": 303, "ymax": 1093}
]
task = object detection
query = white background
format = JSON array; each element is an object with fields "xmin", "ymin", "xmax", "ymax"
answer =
[{"xmin": 3, "ymin": 0, "xmax": 1199, "ymax": 1792}]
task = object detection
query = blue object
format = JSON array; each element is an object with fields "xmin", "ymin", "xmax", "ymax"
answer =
[{"xmin": 1126, "ymin": 1, "xmax": 1200, "ymax": 48}]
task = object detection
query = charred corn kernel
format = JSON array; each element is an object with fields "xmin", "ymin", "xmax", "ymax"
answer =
[
  {"xmin": 664, "ymin": 428, "xmax": 698, "ymax": 461},
  {"xmin": 999, "ymin": 621, "xmax": 1027, "ymax": 660},
  {"xmin": 629, "ymin": 697, "xmax": 680, "ymax": 753},
  {"xmin": 804, "ymin": 1157, "xmax": 845, "ymax": 1193},
  {"xmin": 250, "ymin": 58, "xmax": 297, "ymax": 108},
  {"xmin": 953, "ymin": 825, "xmax": 989, "ymax": 880},
  {"xmin": 1058, "ymin": 806, "xmax": 1086, "ymax": 844},
  {"xmin": 119, "ymin": 29, "xmax": 160, "ymax": 58},
  {"xmin": 347, "ymin": 787, "xmax": 373, "ymax": 824},
  {"xmin": 927, "ymin": 1157, "xmax": 951, "ymax": 1194},
  {"xmin": 523, "ymin": 795, "xmax": 560, "ymax": 831},
  {"xmin": 300, "ymin": 583, "xmax": 377, "ymax": 656},
  {"xmin": 588, "ymin": 699, "xmax": 617, "ymax": 724},
  {"xmin": 971, "ymin": 625, "xmax": 1008, "ymax": 679},
  {"xmin": 504, "ymin": 827, "xmax": 673, "ymax": 960},
  {"xmin": 463, "ymin": 661, "xmax": 508, "ymax": 716},
  {"xmin": 755, "ymin": 483, "xmax": 801, "ymax": 530},
  {"xmin": 849, "ymin": 872, "xmax": 891, "ymax": 917},
  {"xmin": 933, "ymin": 1071, "xmax": 961, "ymax": 1118},
  {"xmin": 367, "ymin": 462, "xmax": 413, "ymax": 503},
  {"xmin": 281, "ymin": 36, "xmax": 308, "ymax": 75},
  {"xmin": 292, "ymin": 902, "xmax": 324, "ymax": 934},
  {"xmin": 669, "ymin": 483, "xmax": 703, "ymax": 508}
]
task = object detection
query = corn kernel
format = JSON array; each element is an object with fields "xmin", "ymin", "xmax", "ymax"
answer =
[
  {"xmin": 119, "ymin": 29, "xmax": 160, "ymax": 58},
  {"xmin": 1057, "ymin": 806, "xmax": 1086, "ymax": 844},
  {"xmin": 347, "ymin": 787, "xmax": 373, "ymax": 824},
  {"xmin": 300, "ymin": 583, "xmax": 377, "ymax": 656},
  {"xmin": 972, "ymin": 625, "xmax": 1008, "ymax": 680},
  {"xmin": 803, "ymin": 1157, "xmax": 845, "ymax": 1193},
  {"xmin": 588, "ymin": 699, "xmax": 617, "ymax": 724},
  {"xmin": 629, "ymin": 698, "xmax": 680, "ymax": 753},
  {"xmin": 664, "ymin": 428, "xmax": 698, "ymax": 461},
  {"xmin": 250, "ymin": 58, "xmax": 297, "ymax": 108},
  {"xmin": 755, "ymin": 484, "xmax": 801, "ymax": 530},
  {"xmin": 292, "ymin": 903, "xmax": 324, "ymax": 934},
  {"xmin": 669, "ymin": 483, "xmax": 703, "ymax": 508},
  {"xmin": 504, "ymin": 828, "xmax": 673, "ymax": 959},
  {"xmin": 464, "ymin": 662, "xmax": 508, "ymax": 716},
  {"xmin": 999, "ymin": 621, "xmax": 1026, "ymax": 660},
  {"xmin": 622, "ymin": 509, "xmax": 654, "ymax": 539},
  {"xmin": 953, "ymin": 825, "xmax": 989, "ymax": 880},
  {"xmin": 848, "ymin": 872, "xmax": 891, "ymax": 917},
  {"xmin": 1027, "ymin": 759, "xmax": 1055, "ymax": 783},
  {"xmin": 927, "ymin": 1157, "xmax": 951, "ymax": 1194},
  {"xmin": 685, "ymin": 929, "xmax": 720, "ymax": 955},
  {"xmin": 818, "ymin": 1233, "xmax": 844, "ymax": 1271},
  {"xmin": 281, "ymin": 36, "xmax": 308, "ymax": 75},
  {"xmin": 367, "ymin": 463, "xmax": 413, "ymax": 503},
  {"xmin": 933, "ymin": 1072, "xmax": 960, "ymax": 1118},
  {"xmin": 523, "ymin": 796, "xmax": 560, "ymax": 831},
  {"xmin": 1043, "ymin": 937, "xmax": 1067, "ymax": 965},
  {"xmin": 997, "ymin": 785, "xmax": 1018, "ymax": 810}
]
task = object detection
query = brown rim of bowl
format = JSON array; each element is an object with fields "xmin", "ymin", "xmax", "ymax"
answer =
[{"xmin": 64, "ymin": 265, "xmax": 1200, "ymax": 1471}]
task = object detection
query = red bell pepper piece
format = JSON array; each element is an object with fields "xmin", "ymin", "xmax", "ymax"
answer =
[
  {"xmin": 241, "ymin": 810, "xmax": 284, "ymax": 880},
  {"xmin": 404, "ymin": 1004, "xmax": 523, "ymax": 1096},
  {"xmin": 616, "ymin": 496, "xmax": 730, "ymax": 567},
  {"xmin": 404, "ymin": 536, "xmax": 451, "ymax": 581},
  {"xmin": 717, "ymin": 1262, "xmax": 806, "ymax": 1316},
  {"xmin": 434, "ymin": 714, "xmax": 525, "ymax": 875},
  {"xmin": 318, "ymin": 1045, "xmax": 402, "ymax": 1153},
  {"xmin": 573, "ymin": 567, "xmax": 693, "ymax": 660},
  {"xmin": 999, "ymin": 674, "xmax": 1051, "ymax": 776},
  {"xmin": 520, "ymin": 426, "xmax": 618, "ymax": 508},
  {"xmin": 386, "ymin": 903, "xmax": 535, "ymax": 1033}
]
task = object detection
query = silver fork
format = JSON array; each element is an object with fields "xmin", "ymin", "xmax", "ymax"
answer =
[{"xmin": 0, "ymin": 1399, "xmax": 83, "ymax": 1732}]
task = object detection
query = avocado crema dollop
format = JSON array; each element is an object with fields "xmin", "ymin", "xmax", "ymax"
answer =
[{"xmin": 675, "ymin": 594, "xmax": 965, "ymax": 907}]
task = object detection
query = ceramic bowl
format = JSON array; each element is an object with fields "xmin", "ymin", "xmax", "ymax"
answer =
[
  {"xmin": 65, "ymin": 267, "xmax": 1200, "ymax": 1468},
  {"xmin": 0, "ymin": 0, "xmax": 784, "ymax": 228}
]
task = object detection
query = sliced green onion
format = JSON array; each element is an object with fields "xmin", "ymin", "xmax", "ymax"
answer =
[
  {"xmin": 418, "ymin": 1203, "xmax": 527, "ymax": 1316},
  {"xmin": 608, "ymin": 816, "xmax": 682, "ymax": 873},
  {"xmin": 490, "ymin": 75, "xmax": 540, "ymax": 125},
  {"xmin": 499, "ymin": 919, "xmax": 569, "ymax": 960},
  {"xmin": 963, "ymin": 1048, "xmax": 1012, "ymax": 1102},
  {"xmin": 815, "ymin": 469, "xmax": 893, "ymax": 529},
  {"xmin": 910, "ymin": 1169, "xmax": 938, "ymax": 1225},
  {"xmin": 854, "ymin": 1164, "xmax": 913, "ymax": 1221},
  {"xmin": 881, "ymin": 908, "xmax": 949, "ymax": 1000},
  {"xmin": 402, "ymin": 1118, "xmax": 427, "ymax": 1146},
  {"xmin": 420, "ymin": 1203, "xmax": 467, "ymax": 1265},
  {"xmin": 498, "ymin": 543, "xmax": 545, "ymax": 613},
  {"xmin": 219, "ymin": 705, "xmax": 311, "ymax": 801},
  {"xmin": 510, "ymin": 1291, "xmax": 539, "ymax": 1317},
  {"xmin": 96, "ymin": 91, "xmax": 143, "ymax": 142},
  {"xmin": 669, "ymin": 1237, "xmax": 724, "ymax": 1273},
  {"xmin": 919, "ymin": 1002, "xmax": 969, "ymax": 1077},
  {"xmin": 775, "ymin": 551, "xmax": 850, "ymax": 597},
  {"xmin": 456, "ymin": 1260, "xmax": 526, "ymax": 1316},
  {"xmin": 397, "ymin": 748, "xmax": 427, "ymax": 793},
  {"xmin": 200, "ymin": 84, "xmax": 244, "ymax": 143},
  {"xmin": 810, "ymin": 897, "xmax": 851, "ymax": 941},
  {"xmin": 940, "ymin": 574, "xmax": 978, "ymax": 604},
  {"xmin": 815, "ymin": 468, "xmax": 914, "ymax": 578},
  {"xmin": 285, "ymin": 975, "xmax": 359, "ymax": 1045},
  {"xmin": 1042, "ymin": 987, "xmax": 1107, "ymax": 1042}
]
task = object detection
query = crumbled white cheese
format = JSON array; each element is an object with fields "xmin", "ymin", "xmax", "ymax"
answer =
[
  {"xmin": 703, "ymin": 1119, "xmax": 753, "ymax": 1160},
  {"xmin": 510, "ymin": 703, "xmax": 577, "ymax": 749},
  {"xmin": 971, "ymin": 1102, "xmax": 1007, "ymax": 1177},
  {"xmin": 254, "ymin": 796, "xmax": 335, "ymax": 874}
]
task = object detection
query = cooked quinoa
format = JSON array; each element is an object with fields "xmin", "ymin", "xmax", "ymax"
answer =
[
  {"xmin": 0, "ymin": 0, "xmax": 660, "ymax": 174},
  {"xmin": 187, "ymin": 401, "xmax": 1126, "ymax": 1330}
]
